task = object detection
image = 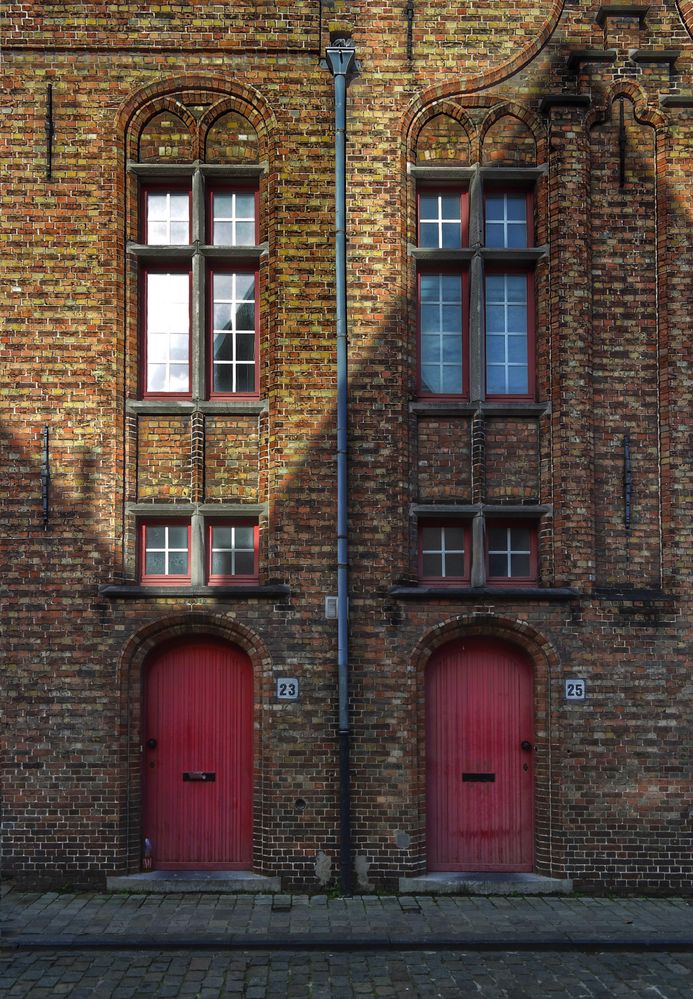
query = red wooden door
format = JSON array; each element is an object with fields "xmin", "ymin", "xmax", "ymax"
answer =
[
  {"xmin": 143, "ymin": 639, "xmax": 253, "ymax": 870},
  {"xmin": 426, "ymin": 638, "xmax": 534, "ymax": 872}
]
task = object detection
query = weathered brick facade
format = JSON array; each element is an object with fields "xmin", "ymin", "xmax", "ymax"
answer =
[{"xmin": 2, "ymin": 1, "xmax": 691, "ymax": 892}]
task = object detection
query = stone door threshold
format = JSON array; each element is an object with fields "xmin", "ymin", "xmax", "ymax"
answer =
[
  {"xmin": 399, "ymin": 872, "xmax": 573, "ymax": 895},
  {"xmin": 107, "ymin": 870, "xmax": 281, "ymax": 894}
]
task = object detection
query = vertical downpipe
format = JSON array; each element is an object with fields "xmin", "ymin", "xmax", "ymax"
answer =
[{"xmin": 326, "ymin": 38, "xmax": 355, "ymax": 896}]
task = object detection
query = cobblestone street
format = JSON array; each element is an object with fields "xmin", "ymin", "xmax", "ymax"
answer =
[{"xmin": 2, "ymin": 946, "xmax": 693, "ymax": 998}]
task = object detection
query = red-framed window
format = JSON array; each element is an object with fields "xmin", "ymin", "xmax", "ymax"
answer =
[
  {"xmin": 207, "ymin": 185, "xmax": 258, "ymax": 247},
  {"xmin": 140, "ymin": 520, "xmax": 191, "ymax": 585},
  {"xmin": 417, "ymin": 188, "xmax": 468, "ymax": 249},
  {"xmin": 484, "ymin": 268, "xmax": 535, "ymax": 399},
  {"xmin": 141, "ymin": 185, "xmax": 192, "ymax": 245},
  {"xmin": 484, "ymin": 189, "xmax": 533, "ymax": 249},
  {"xmin": 418, "ymin": 521, "xmax": 471, "ymax": 584},
  {"xmin": 208, "ymin": 265, "xmax": 259, "ymax": 398},
  {"xmin": 140, "ymin": 265, "xmax": 192, "ymax": 398},
  {"xmin": 486, "ymin": 521, "xmax": 537, "ymax": 585},
  {"xmin": 417, "ymin": 269, "xmax": 469, "ymax": 398},
  {"xmin": 207, "ymin": 520, "xmax": 259, "ymax": 584}
]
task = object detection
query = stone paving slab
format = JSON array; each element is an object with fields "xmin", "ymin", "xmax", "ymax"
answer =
[{"xmin": 1, "ymin": 892, "xmax": 692, "ymax": 950}]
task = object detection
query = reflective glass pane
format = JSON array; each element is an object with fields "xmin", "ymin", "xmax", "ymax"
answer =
[
  {"xmin": 488, "ymin": 527, "xmax": 507, "ymax": 550},
  {"xmin": 420, "ymin": 304, "xmax": 440, "ymax": 333},
  {"xmin": 485, "ymin": 195, "xmax": 504, "ymax": 221},
  {"xmin": 169, "ymin": 365, "xmax": 189, "ymax": 392},
  {"xmin": 422, "ymin": 553, "xmax": 442, "ymax": 577},
  {"xmin": 420, "ymin": 365, "xmax": 440, "ymax": 393},
  {"xmin": 419, "ymin": 194, "xmax": 439, "ymax": 219},
  {"xmin": 440, "ymin": 275, "xmax": 461, "ymax": 300},
  {"xmin": 507, "ymin": 305, "xmax": 527, "ymax": 331},
  {"xmin": 213, "ymin": 193, "xmax": 234, "ymax": 217},
  {"xmin": 486, "ymin": 366, "xmax": 506, "ymax": 395},
  {"xmin": 419, "ymin": 275, "xmax": 439, "ymax": 302},
  {"xmin": 145, "ymin": 552, "xmax": 165, "ymax": 575},
  {"xmin": 506, "ymin": 274, "xmax": 527, "ymax": 301},
  {"xmin": 170, "ymin": 194, "xmax": 189, "ymax": 219},
  {"xmin": 441, "ymin": 365, "xmax": 462, "ymax": 394},
  {"xmin": 235, "ymin": 551, "xmax": 255, "ymax": 575},
  {"xmin": 441, "ymin": 223, "xmax": 461, "ymax": 249},
  {"xmin": 421, "ymin": 335, "xmax": 440, "ymax": 363},
  {"xmin": 168, "ymin": 551, "xmax": 188, "ymax": 575},
  {"xmin": 169, "ymin": 334, "xmax": 188, "ymax": 361},
  {"xmin": 213, "ymin": 527, "xmax": 234, "ymax": 548},
  {"xmin": 507, "ymin": 196, "xmax": 526, "ymax": 221},
  {"xmin": 446, "ymin": 527, "xmax": 465, "ymax": 550},
  {"xmin": 147, "ymin": 194, "xmax": 168, "ymax": 219},
  {"xmin": 235, "ymin": 364, "xmax": 255, "ymax": 393},
  {"xmin": 236, "ymin": 333, "xmax": 255, "ymax": 361},
  {"xmin": 146, "ymin": 526, "xmax": 166, "ymax": 548},
  {"xmin": 148, "ymin": 334, "xmax": 168, "ymax": 362},
  {"xmin": 213, "ymin": 332, "xmax": 233, "ymax": 361},
  {"xmin": 235, "ymin": 526, "xmax": 254, "ymax": 549},
  {"xmin": 147, "ymin": 221, "xmax": 168, "ymax": 243},
  {"xmin": 169, "ymin": 221, "xmax": 189, "ymax": 244},
  {"xmin": 419, "ymin": 222, "xmax": 439, "ymax": 248},
  {"xmin": 511, "ymin": 553, "xmax": 531, "ymax": 576},
  {"xmin": 214, "ymin": 273, "xmax": 233, "ymax": 299},
  {"xmin": 445, "ymin": 552, "xmax": 465, "ymax": 576},
  {"xmin": 212, "ymin": 551, "xmax": 233, "ymax": 576},
  {"xmin": 441, "ymin": 305, "xmax": 461, "ymax": 332},
  {"xmin": 235, "ymin": 222, "xmax": 255, "ymax": 246},
  {"xmin": 156, "ymin": 299, "xmax": 188, "ymax": 334},
  {"xmin": 485, "ymin": 275, "xmax": 505, "ymax": 302},
  {"xmin": 508, "ymin": 365, "xmax": 528, "ymax": 394},
  {"xmin": 235, "ymin": 302, "xmax": 255, "ymax": 330},
  {"xmin": 507, "ymin": 335, "xmax": 527, "ymax": 363},
  {"xmin": 236, "ymin": 273, "xmax": 255, "ymax": 299},
  {"xmin": 214, "ymin": 365, "xmax": 234, "ymax": 393},
  {"xmin": 506, "ymin": 223, "xmax": 527, "ymax": 249},
  {"xmin": 214, "ymin": 304, "xmax": 233, "ymax": 330},
  {"xmin": 441, "ymin": 335, "xmax": 462, "ymax": 362},
  {"xmin": 421, "ymin": 526, "xmax": 442, "ymax": 550},
  {"xmin": 168, "ymin": 525, "xmax": 188, "ymax": 548},
  {"xmin": 489, "ymin": 553, "xmax": 507, "ymax": 576},
  {"xmin": 485, "ymin": 221, "xmax": 505, "ymax": 248},
  {"xmin": 440, "ymin": 194, "xmax": 460, "ymax": 218},
  {"xmin": 213, "ymin": 222, "xmax": 233, "ymax": 245},
  {"xmin": 486, "ymin": 334, "xmax": 505, "ymax": 363},
  {"xmin": 147, "ymin": 364, "xmax": 166, "ymax": 391},
  {"xmin": 511, "ymin": 527, "xmax": 531, "ymax": 550},
  {"xmin": 486, "ymin": 305, "xmax": 506, "ymax": 333},
  {"xmin": 236, "ymin": 193, "xmax": 255, "ymax": 218}
]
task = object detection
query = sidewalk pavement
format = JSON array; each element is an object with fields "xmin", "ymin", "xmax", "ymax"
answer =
[{"xmin": 2, "ymin": 891, "xmax": 692, "ymax": 952}]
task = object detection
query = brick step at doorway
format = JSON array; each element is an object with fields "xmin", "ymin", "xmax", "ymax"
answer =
[
  {"xmin": 106, "ymin": 870, "xmax": 281, "ymax": 894},
  {"xmin": 399, "ymin": 872, "xmax": 573, "ymax": 895}
]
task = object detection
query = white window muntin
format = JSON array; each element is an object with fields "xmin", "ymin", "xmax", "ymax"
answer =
[
  {"xmin": 485, "ymin": 193, "xmax": 527, "ymax": 249},
  {"xmin": 146, "ymin": 272, "xmax": 190, "ymax": 393},
  {"xmin": 212, "ymin": 191, "xmax": 256, "ymax": 246},
  {"xmin": 211, "ymin": 524, "xmax": 255, "ymax": 577},
  {"xmin": 419, "ymin": 192, "xmax": 462, "ymax": 249},
  {"xmin": 146, "ymin": 191, "xmax": 190, "ymax": 245},
  {"xmin": 487, "ymin": 525, "xmax": 532, "ymax": 577},
  {"xmin": 421, "ymin": 525, "xmax": 466, "ymax": 577},
  {"xmin": 144, "ymin": 524, "xmax": 189, "ymax": 576}
]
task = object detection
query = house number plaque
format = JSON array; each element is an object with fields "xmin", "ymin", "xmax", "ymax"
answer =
[
  {"xmin": 276, "ymin": 677, "xmax": 299, "ymax": 701},
  {"xmin": 565, "ymin": 679, "xmax": 586, "ymax": 701}
]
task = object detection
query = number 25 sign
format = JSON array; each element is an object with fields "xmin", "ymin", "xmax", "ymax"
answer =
[{"xmin": 565, "ymin": 678, "xmax": 586, "ymax": 701}]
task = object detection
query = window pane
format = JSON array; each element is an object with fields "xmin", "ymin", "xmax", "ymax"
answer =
[
  {"xmin": 235, "ymin": 364, "xmax": 255, "ymax": 393},
  {"xmin": 507, "ymin": 305, "xmax": 527, "ymax": 332},
  {"xmin": 419, "ymin": 222, "xmax": 439, "ymax": 248},
  {"xmin": 441, "ymin": 366, "xmax": 462, "ymax": 394},
  {"xmin": 214, "ymin": 365, "xmax": 234, "ymax": 393},
  {"xmin": 441, "ymin": 223, "xmax": 461, "ymax": 249},
  {"xmin": 446, "ymin": 527, "xmax": 465, "ymax": 550},
  {"xmin": 146, "ymin": 526, "xmax": 166, "ymax": 548},
  {"xmin": 506, "ymin": 223, "xmax": 528, "ymax": 249},
  {"xmin": 421, "ymin": 526, "xmax": 442, "ymax": 549},
  {"xmin": 214, "ymin": 193, "xmax": 234, "ymax": 217},
  {"xmin": 147, "ymin": 221, "xmax": 168, "ymax": 243},
  {"xmin": 420, "ymin": 305, "xmax": 440, "ymax": 333},
  {"xmin": 236, "ymin": 333, "xmax": 255, "ymax": 362},
  {"xmin": 235, "ymin": 302, "xmax": 255, "ymax": 330},
  {"xmin": 489, "ymin": 553, "xmax": 507, "ymax": 577},
  {"xmin": 235, "ymin": 222, "xmax": 255, "ymax": 246},
  {"xmin": 169, "ymin": 334, "xmax": 188, "ymax": 361},
  {"xmin": 235, "ymin": 551, "xmax": 255, "ymax": 575},
  {"xmin": 170, "ymin": 194, "xmax": 189, "ymax": 220},
  {"xmin": 169, "ymin": 221, "xmax": 189, "ymax": 244},
  {"xmin": 168, "ymin": 551, "xmax": 189, "ymax": 575},
  {"xmin": 506, "ymin": 274, "xmax": 527, "ymax": 301},
  {"xmin": 236, "ymin": 273, "xmax": 255, "ymax": 299},
  {"xmin": 507, "ymin": 196, "xmax": 526, "ymax": 221},
  {"xmin": 507, "ymin": 365, "xmax": 528, "ymax": 394},
  {"xmin": 422, "ymin": 553, "xmax": 442, "ymax": 577},
  {"xmin": 486, "ymin": 366, "xmax": 506, "ymax": 395},
  {"xmin": 507, "ymin": 335, "xmax": 528, "ymax": 363},
  {"xmin": 145, "ymin": 552, "xmax": 166, "ymax": 575},
  {"xmin": 441, "ymin": 305, "xmax": 461, "ymax": 332},
  {"xmin": 511, "ymin": 553, "xmax": 531, "ymax": 576},
  {"xmin": 485, "ymin": 222, "xmax": 505, "ymax": 248},
  {"xmin": 214, "ymin": 304, "xmax": 233, "ymax": 331},
  {"xmin": 441, "ymin": 335, "xmax": 462, "ymax": 362},
  {"xmin": 445, "ymin": 553, "xmax": 465, "ymax": 576},
  {"xmin": 168, "ymin": 525, "xmax": 188, "ymax": 548},
  {"xmin": 212, "ymin": 551, "xmax": 234, "ymax": 576},
  {"xmin": 235, "ymin": 526, "xmax": 255, "ymax": 549},
  {"xmin": 147, "ymin": 193, "xmax": 168, "ymax": 219},
  {"xmin": 213, "ymin": 222, "xmax": 234, "ymax": 245},
  {"xmin": 488, "ymin": 527, "xmax": 507, "ymax": 550},
  {"xmin": 485, "ymin": 306, "xmax": 506, "ymax": 334},
  {"xmin": 419, "ymin": 194, "xmax": 439, "ymax": 219},
  {"xmin": 510, "ymin": 526, "xmax": 531, "ymax": 550},
  {"xmin": 440, "ymin": 275, "xmax": 461, "ymax": 300},
  {"xmin": 420, "ymin": 275, "xmax": 439, "ymax": 302},
  {"xmin": 485, "ymin": 195, "xmax": 504, "ymax": 221},
  {"xmin": 214, "ymin": 273, "xmax": 233, "ymax": 299},
  {"xmin": 440, "ymin": 194, "xmax": 459, "ymax": 217},
  {"xmin": 236, "ymin": 193, "xmax": 255, "ymax": 218},
  {"xmin": 169, "ymin": 365, "xmax": 189, "ymax": 392},
  {"xmin": 485, "ymin": 275, "xmax": 505, "ymax": 301},
  {"xmin": 486, "ymin": 335, "xmax": 505, "ymax": 363},
  {"xmin": 421, "ymin": 336, "xmax": 440, "ymax": 363},
  {"xmin": 147, "ymin": 364, "xmax": 167, "ymax": 391},
  {"xmin": 213, "ymin": 527, "xmax": 234, "ymax": 548},
  {"xmin": 213, "ymin": 332, "xmax": 233, "ymax": 361}
]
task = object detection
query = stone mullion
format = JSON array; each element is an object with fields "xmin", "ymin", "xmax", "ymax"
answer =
[{"xmin": 547, "ymin": 110, "xmax": 595, "ymax": 588}]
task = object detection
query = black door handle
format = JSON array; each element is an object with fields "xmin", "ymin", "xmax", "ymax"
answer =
[{"xmin": 521, "ymin": 740, "xmax": 533, "ymax": 752}]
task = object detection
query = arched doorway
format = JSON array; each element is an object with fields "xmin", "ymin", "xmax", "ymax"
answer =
[
  {"xmin": 142, "ymin": 638, "xmax": 253, "ymax": 869},
  {"xmin": 426, "ymin": 637, "xmax": 535, "ymax": 871}
]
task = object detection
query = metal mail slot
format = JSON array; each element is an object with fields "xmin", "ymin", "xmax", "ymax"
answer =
[
  {"xmin": 183, "ymin": 771, "xmax": 216, "ymax": 782},
  {"xmin": 462, "ymin": 772, "xmax": 495, "ymax": 782}
]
